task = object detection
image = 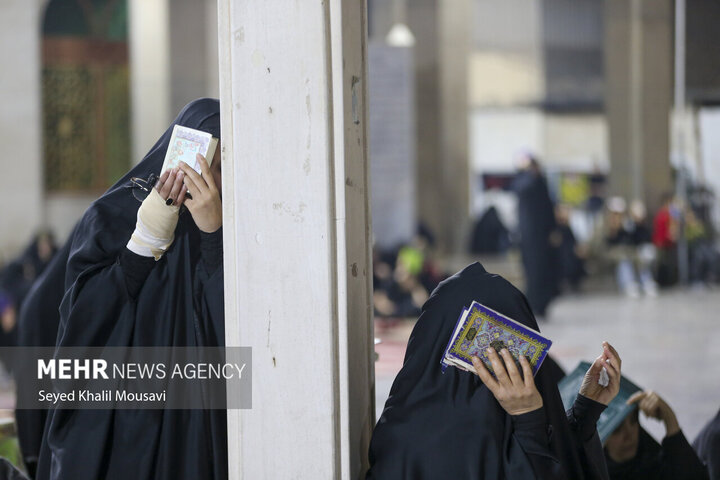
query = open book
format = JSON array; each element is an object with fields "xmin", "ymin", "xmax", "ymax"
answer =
[
  {"xmin": 441, "ymin": 301, "xmax": 552, "ymax": 377},
  {"xmin": 161, "ymin": 125, "xmax": 218, "ymax": 175}
]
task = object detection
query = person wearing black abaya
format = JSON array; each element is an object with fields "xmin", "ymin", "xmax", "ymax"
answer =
[
  {"xmin": 694, "ymin": 407, "xmax": 720, "ymax": 479},
  {"xmin": 469, "ymin": 205, "xmax": 511, "ymax": 255},
  {"xmin": 0, "ymin": 231, "xmax": 58, "ymax": 372},
  {"xmin": 14, "ymin": 229, "xmax": 75, "ymax": 478},
  {"xmin": 367, "ymin": 262, "xmax": 620, "ymax": 479},
  {"xmin": 512, "ymin": 156, "xmax": 560, "ymax": 318},
  {"xmin": 35, "ymin": 98, "xmax": 226, "ymax": 480},
  {"xmin": 0, "ymin": 231, "xmax": 57, "ymax": 309},
  {"xmin": 604, "ymin": 391, "xmax": 708, "ymax": 480}
]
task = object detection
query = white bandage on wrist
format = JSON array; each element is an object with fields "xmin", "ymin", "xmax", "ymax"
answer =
[{"xmin": 126, "ymin": 188, "xmax": 180, "ymax": 260}]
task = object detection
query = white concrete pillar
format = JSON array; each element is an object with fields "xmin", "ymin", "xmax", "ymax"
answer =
[
  {"xmin": 168, "ymin": 0, "xmax": 217, "ymax": 113},
  {"xmin": 605, "ymin": 0, "xmax": 673, "ymax": 212},
  {"xmin": 0, "ymin": 0, "xmax": 45, "ymax": 258},
  {"xmin": 218, "ymin": 1, "xmax": 374, "ymax": 479},
  {"xmin": 439, "ymin": 0, "xmax": 472, "ymax": 253},
  {"xmin": 129, "ymin": 0, "xmax": 220, "ymax": 163},
  {"xmin": 205, "ymin": 0, "xmax": 220, "ymax": 99},
  {"xmin": 129, "ymin": 0, "xmax": 171, "ymax": 163}
]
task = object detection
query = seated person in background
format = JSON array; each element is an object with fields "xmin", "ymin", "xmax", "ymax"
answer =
[
  {"xmin": 693, "ymin": 407, "xmax": 720, "ymax": 480},
  {"xmin": 469, "ymin": 204, "xmax": 511, "ymax": 255},
  {"xmin": 685, "ymin": 209, "xmax": 718, "ymax": 286},
  {"xmin": 598, "ymin": 197, "xmax": 656, "ymax": 297},
  {"xmin": 652, "ymin": 193, "xmax": 680, "ymax": 286},
  {"xmin": 626, "ymin": 200, "xmax": 658, "ymax": 296},
  {"xmin": 604, "ymin": 390, "xmax": 708, "ymax": 480},
  {"xmin": 373, "ymin": 244, "xmax": 430, "ymax": 321},
  {"xmin": 555, "ymin": 204, "xmax": 586, "ymax": 292}
]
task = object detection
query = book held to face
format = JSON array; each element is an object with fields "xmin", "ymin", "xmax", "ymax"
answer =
[{"xmin": 441, "ymin": 301, "xmax": 552, "ymax": 377}]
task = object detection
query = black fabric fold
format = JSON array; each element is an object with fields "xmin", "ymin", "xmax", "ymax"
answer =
[
  {"xmin": 118, "ymin": 248, "xmax": 156, "ymax": 299},
  {"xmin": 199, "ymin": 227, "xmax": 223, "ymax": 275},
  {"xmin": 569, "ymin": 394, "xmax": 607, "ymax": 442}
]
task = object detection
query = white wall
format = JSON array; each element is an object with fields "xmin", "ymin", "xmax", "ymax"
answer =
[
  {"xmin": 0, "ymin": 0, "xmax": 45, "ymax": 260},
  {"xmin": 470, "ymin": 108, "xmax": 544, "ymax": 172},
  {"xmin": 470, "ymin": 108, "xmax": 608, "ymax": 172},
  {"xmin": 698, "ymin": 107, "xmax": 720, "ymax": 229},
  {"xmin": 543, "ymin": 114, "xmax": 608, "ymax": 171},
  {"xmin": 129, "ymin": 0, "xmax": 171, "ymax": 163},
  {"xmin": 470, "ymin": 0, "xmax": 545, "ymax": 106}
]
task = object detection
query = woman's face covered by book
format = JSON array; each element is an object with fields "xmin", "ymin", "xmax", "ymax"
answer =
[{"xmin": 604, "ymin": 410, "xmax": 640, "ymax": 462}]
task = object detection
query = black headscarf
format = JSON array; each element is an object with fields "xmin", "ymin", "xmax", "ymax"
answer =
[
  {"xmin": 367, "ymin": 262, "xmax": 603, "ymax": 479},
  {"xmin": 36, "ymin": 98, "xmax": 227, "ymax": 480}
]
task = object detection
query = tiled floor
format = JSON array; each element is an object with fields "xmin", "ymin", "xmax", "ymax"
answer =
[{"xmin": 373, "ymin": 286, "xmax": 720, "ymax": 443}]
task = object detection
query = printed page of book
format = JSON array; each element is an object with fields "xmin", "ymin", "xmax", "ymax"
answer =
[{"xmin": 161, "ymin": 125, "xmax": 218, "ymax": 175}]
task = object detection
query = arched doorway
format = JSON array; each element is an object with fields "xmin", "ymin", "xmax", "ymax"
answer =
[{"xmin": 42, "ymin": 0, "xmax": 130, "ymax": 193}]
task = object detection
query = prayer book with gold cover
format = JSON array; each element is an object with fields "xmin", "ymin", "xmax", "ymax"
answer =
[{"xmin": 441, "ymin": 301, "xmax": 552, "ymax": 377}]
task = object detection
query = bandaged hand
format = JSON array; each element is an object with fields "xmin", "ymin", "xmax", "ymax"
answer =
[{"xmin": 126, "ymin": 168, "xmax": 185, "ymax": 260}]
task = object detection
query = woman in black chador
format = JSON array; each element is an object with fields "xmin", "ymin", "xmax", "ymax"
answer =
[
  {"xmin": 512, "ymin": 156, "xmax": 560, "ymax": 318},
  {"xmin": 15, "ymin": 231, "xmax": 74, "ymax": 478},
  {"xmin": 35, "ymin": 99, "xmax": 227, "ymax": 480},
  {"xmin": 367, "ymin": 262, "xmax": 622, "ymax": 479}
]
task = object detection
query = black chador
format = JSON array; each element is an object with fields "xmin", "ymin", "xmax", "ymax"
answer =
[
  {"xmin": 512, "ymin": 168, "xmax": 560, "ymax": 317},
  {"xmin": 367, "ymin": 263, "xmax": 609, "ymax": 479},
  {"xmin": 35, "ymin": 99, "xmax": 227, "ymax": 480},
  {"xmin": 15, "ymin": 232, "xmax": 73, "ymax": 478}
]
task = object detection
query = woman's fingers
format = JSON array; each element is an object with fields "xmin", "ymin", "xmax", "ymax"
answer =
[
  {"xmin": 471, "ymin": 356, "xmax": 500, "ymax": 394},
  {"xmin": 178, "ymin": 161, "xmax": 208, "ymax": 196},
  {"xmin": 499, "ymin": 349, "xmax": 523, "ymax": 386},
  {"xmin": 519, "ymin": 355, "xmax": 535, "ymax": 388},
  {"xmin": 154, "ymin": 170, "xmax": 170, "ymax": 192},
  {"xmin": 606, "ymin": 359, "xmax": 620, "ymax": 383},
  {"xmin": 197, "ymin": 154, "xmax": 217, "ymax": 190},
  {"xmin": 628, "ymin": 390, "xmax": 662, "ymax": 418},
  {"xmin": 603, "ymin": 341, "xmax": 621, "ymax": 374},
  {"xmin": 643, "ymin": 391, "xmax": 662, "ymax": 417},
  {"xmin": 588, "ymin": 355, "xmax": 605, "ymax": 377},
  {"xmin": 627, "ymin": 391, "xmax": 645, "ymax": 404},
  {"xmin": 486, "ymin": 348, "xmax": 511, "ymax": 386},
  {"xmin": 167, "ymin": 170, "xmax": 185, "ymax": 204},
  {"xmin": 158, "ymin": 170, "xmax": 176, "ymax": 199},
  {"xmin": 176, "ymin": 184, "xmax": 188, "ymax": 205}
]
